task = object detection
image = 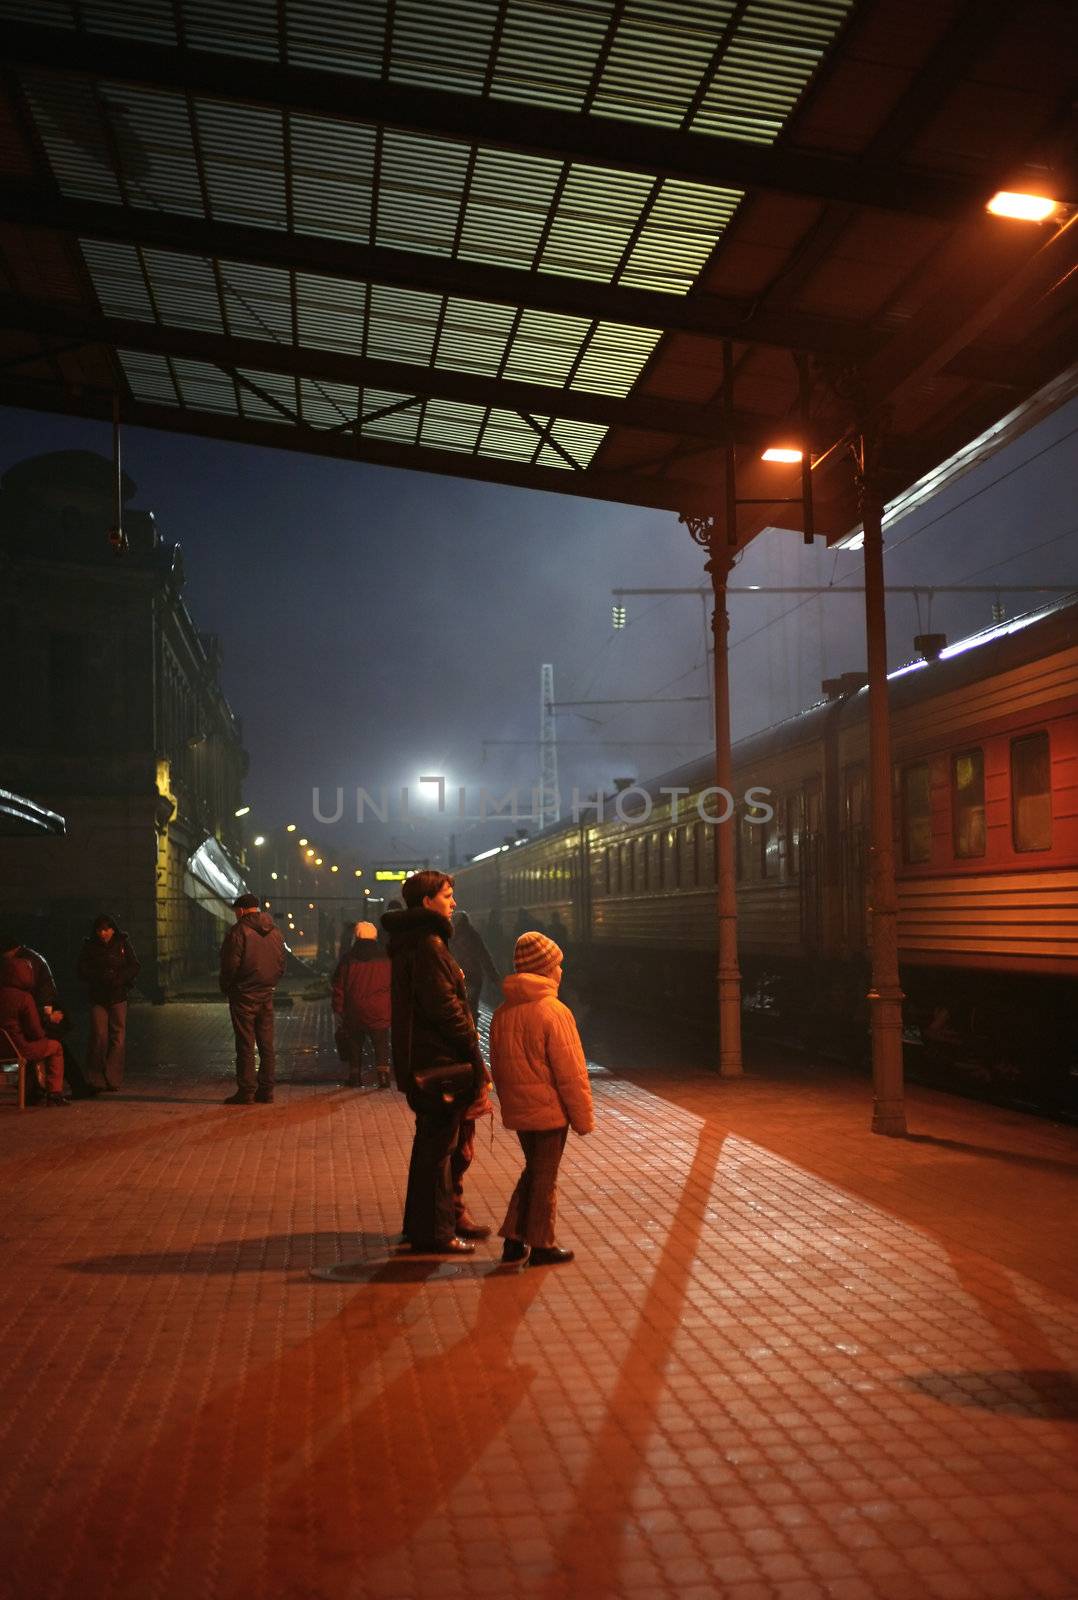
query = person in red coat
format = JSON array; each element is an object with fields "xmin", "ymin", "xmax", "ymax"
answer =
[{"xmin": 331, "ymin": 921, "xmax": 392, "ymax": 1089}]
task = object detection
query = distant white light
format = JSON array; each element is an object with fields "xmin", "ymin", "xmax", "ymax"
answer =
[
  {"xmin": 612, "ymin": 602, "xmax": 626, "ymax": 629},
  {"xmin": 285, "ymin": 823, "xmax": 297, "ymax": 833},
  {"xmin": 234, "ymin": 805, "xmax": 251, "ymax": 817},
  {"xmin": 471, "ymin": 844, "xmax": 505, "ymax": 862},
  {"xmin": 253, "ymin": 835, "xmax": 265, "ymax": 847}
]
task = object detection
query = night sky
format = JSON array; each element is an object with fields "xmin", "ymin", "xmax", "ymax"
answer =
[{"xmin": 2, "ymin": 396, "xmax": 1075, "ymax": 866}]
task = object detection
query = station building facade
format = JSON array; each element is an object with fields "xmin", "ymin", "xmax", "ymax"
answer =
[{"xmin": 0, "ymin": 450, "xmax": 247, "ymax": 998}]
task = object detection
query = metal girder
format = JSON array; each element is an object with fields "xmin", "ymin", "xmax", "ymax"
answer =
[
  {"xmin": 0, "ymin": 294, "xmax": 807, "ymax": 447},
  {"xmin": 0, "ymin": 375, "xmax": 717, "ymax": 514},
  {"xmin": 0, "ymin": 19, "xmax": 985, "ymax": 220},
  {"xmin": 0, "ymin": 186, "xmax": 869, "ymax": 361}
]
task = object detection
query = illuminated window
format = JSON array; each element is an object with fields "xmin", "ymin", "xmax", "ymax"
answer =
[
  {"xmin": 1011, "ymin": 731, "xmax": 1051, "ymax": 852},
  {"xmin": 952, "ymin": 749, "xmax": 985, "ymax": 858},
  {"xmin": 902, "ymin": 762, "xmax": 932, "ymax": 864}
]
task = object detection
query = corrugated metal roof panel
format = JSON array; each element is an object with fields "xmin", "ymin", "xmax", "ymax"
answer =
[
  {"xmin": 360, "ymin": 387, "xmax": 422, "ymax": 445},
  {"xmin": 97, "ymin": 82, "xmax": 204, "ymax": 215},
  {"xmin": 296, "ymin": 271, "xmax": 367, "ymax": 355},
  {"xmin": 118, "ymin": 346, "xmax": 178, "ymax": 405},
  {"xmin": 220, "ymin": 258, "xmax": 293, "ymax": 343},
  {"xmin": 545, "ymin": 417, "xmax": 608, "ymax": 468},
  {"xmin": 539, "ymin": 165, "xmax": 655, "ymax": 284},
  {"xmin": 22, "ymin": 72, "xmax": 122, "ymax": 204},
  {"xmin": 591, "ymin": 1, "xmax": 736, "ymax": 127},
  {"xmin": 291, "ymin": 114, "xmax": 375, "ymax": 243},
  {"xmin": 80, "ymin": 0, "xmax": 177, "ymax": 45},
  {"xmin": 479, "ymin": 407, "xmax": 542, "ymax": 462},
  {"xmin": 236, "ymin": 365, "xmax": 297, "ymax": 422},
  {"xmin": 377, "ymin": 131, "xmax": 471, "ymax": 256},
  {"xmin": 367, "ymin": 283, "xmax": 442, "ymax": 366},
  {"xmin": 489, "ymin": 2, "xmax": 613, "ymax": 112},
  {"xmin": 172, "ymin": 356, "xmax": 237, "ymax": 411},
  {"xmin": 420, "ymin": 397, "xmax": 486, "ymax": 453},
  {"xmin": 620, "ymin": 177, "xmax": 742, "ymax": 293},
  {"xmin": 184, "ymin": 0, "xmax": 279, "ymax": 61},
  {"xmin": 692, "ymin": 0, "xmax": 854, "ymax": 143},
  {"xmin": 504, "ymin": 308, "xmax": 591, "ymax": 388},
  {"xmin": 143, "ymin": 246, "xmax": 223, "ymax": 331},
  {"xmin": 193, "ymin": 99, "xmax": 287, "ymax": 228},
  {"xmin": 572, "ymin": 320, "xmax": 662, "ymax": 397},
  {"xmin": 457, "ymin": 147, "xmax": 563, "ymax": 269},
  {"xmin": 299, "ymin": 376, "xmax": 358, "ymax": 428},
  {"xmin": 286, "ymin": 0, "xmax": 386, "ymax": 78},
  {"xmin": 391, "ymin": 0, "xmax": 500, "ymax": 96},
  {"xmin": 81, "ymin": 237, "xmax": 155, "ymax": 320},
  {"xmin": 434, "ymin": 297, "xmax": 516, "ymax": 377}
]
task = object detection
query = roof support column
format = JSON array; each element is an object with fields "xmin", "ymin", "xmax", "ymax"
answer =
[
  {"xmin": 683, "ymin": 514, "xmax": 743, "ymax": 1076},
  {"xmin": 852, "ymin": 427, "xmax": 907, "ymax": 1136}
]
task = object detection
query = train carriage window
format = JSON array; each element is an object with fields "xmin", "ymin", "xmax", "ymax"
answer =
[
  {"xmin": 1011, "ymin": 731, "xmax": 1051, "ymax": 852},
  {"xmin": 787, "ymin": 790, "xmax": 803, "ymax": 876},
  {"xmin": 902, "ymin": 762, "xmax": 932, "ymax": 864},
  {"xmin": 667, "ymin": 827, "xmax": 681, "ymax": 890},
  {"xmin": 738, "ymin": 811, "xmax": 756, "ymax": 879},
  {"xmin": 952, "ymin": 749, "xmax": 986, "ymax": 858},
  {"xmin": 634, "ymin": 835, "xmax": 647, "ymax": 891},
  {"xmin": 621, "ymin": 840, "xmax": 632, "ymax": 893},
  {"xmin": 761, "ymin": 798, "xmax": 782, "ymax": 878}
]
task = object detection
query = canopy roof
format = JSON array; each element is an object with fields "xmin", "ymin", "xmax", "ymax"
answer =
[{"xmin": 0, "ymin": 0, "xmax": 1074, "ymax": 540}]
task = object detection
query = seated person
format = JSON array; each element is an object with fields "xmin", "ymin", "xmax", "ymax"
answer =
[
  {"xmin": 0, "ymin": 975, "xmax": 67, "ymax": 1105},
  {"xmin": 0, "ymin": 934, "xmax": 89, "ymax": 1096}
]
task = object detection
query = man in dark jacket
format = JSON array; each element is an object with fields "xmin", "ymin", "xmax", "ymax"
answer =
[
  {"xmin": 331, "ymin": 921, "xmax": 391, "ymax": 1088},
  {"xmin": 219, "ymin": 894, "xmax": 286, "ymax": 1104},
  {"xmin": 382, "ymin": 871, "xmax": 491, "ymax": 1254},
  {"xmin": 77, "ymin": 914, "xmax": 140, "ymax": 1090}
]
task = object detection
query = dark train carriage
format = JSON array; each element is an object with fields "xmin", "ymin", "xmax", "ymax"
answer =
[{"xmin": 455, "ymin": 596, "xmax": 1078, "ymax": 1117}]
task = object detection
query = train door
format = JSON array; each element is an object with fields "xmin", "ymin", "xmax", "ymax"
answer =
[
  {"xmin": 842, "ymin": 765, "xmax": 867, "ymax": 951},
  {"xmin": 798, "ymin": 780, "xmax": 823, "ymax": 952}
]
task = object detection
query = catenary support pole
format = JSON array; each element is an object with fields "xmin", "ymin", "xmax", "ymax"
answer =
[
  {"xmin": 681, "ymin": 511, "xmax": 743, "ymax": 1077},
  {"xmin": 854, "ymin": 430, "xmax": 907, "ymax": 1136}
]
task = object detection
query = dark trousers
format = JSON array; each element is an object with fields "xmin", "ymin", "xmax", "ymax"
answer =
[
  {"xmin": 228, "ymin": 992, "xmax": 275, "ymax": 1095},
  {"xmin": 87, "ymin": 1001, "xmax": 128, "ymax": 1088},
  {"xmin": 343, "ymin": 1026, "xmax": 389, "ymax": 1080},
  {"xmin": 500, "ymin": 1126, "xmax": 569, "ymax": 1249},
  {"xmin": 403, "ymin": 1097, "xmax": 468, "ymax": 1248}
]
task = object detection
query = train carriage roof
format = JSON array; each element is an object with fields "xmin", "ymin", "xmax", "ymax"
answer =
[
  {"xmin": 478, "ymin": 589, "xmax": 1078, "ymax": 856},
  {"xmin": 0, "ymin": 0, "xmax": 1075, "ymax": 547}
]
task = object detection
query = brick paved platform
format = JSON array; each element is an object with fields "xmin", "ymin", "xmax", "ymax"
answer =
[{"xmin": 2, "ymin": 998, "xmax": 1076, "ymax": 1600}]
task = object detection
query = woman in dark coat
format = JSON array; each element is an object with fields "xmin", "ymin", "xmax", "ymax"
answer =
[{"xmin": 77, "ymin": 914, "xmax": 140, "ymax": 1090}]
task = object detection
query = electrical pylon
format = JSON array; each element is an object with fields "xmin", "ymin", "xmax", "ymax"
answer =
[{"xmin": 539, "ymin": 664, "xmax": 560, "ymax": 829}]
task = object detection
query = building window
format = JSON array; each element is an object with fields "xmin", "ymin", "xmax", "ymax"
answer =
[
  {"xmin": 902, "ymin": 762, "xmax": 932, "ymax": 864},
  {"xmin": 952, "ymin": 749, "xmax": 985, "ymax": 858},
  {"xmin": 1011, "ymin": 731, "xmax": 1051, "ymax": 852}
]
